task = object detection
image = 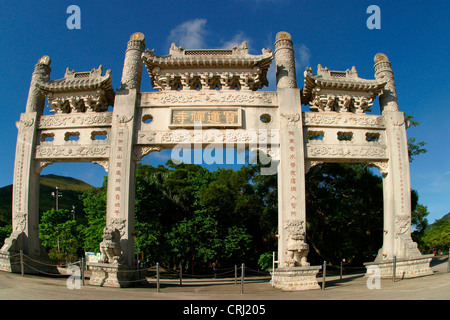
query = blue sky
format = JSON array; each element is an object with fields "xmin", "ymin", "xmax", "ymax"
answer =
[{"xmin": 0, "ymin": 0, "xmax": 448, "ymax": 223}]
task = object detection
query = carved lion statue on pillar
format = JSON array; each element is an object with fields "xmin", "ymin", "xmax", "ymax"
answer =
[
  {"xmin": 98, "ymin": 227, "xmax": 122, "ymax": 264},
  {"xmin": 285, "ymin": 221, "xmax": 310, "ymax": 267}
]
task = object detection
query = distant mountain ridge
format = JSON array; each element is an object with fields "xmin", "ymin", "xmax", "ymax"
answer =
[
  {"xmin": 440, "ymin": 212, "xmax": 450, "ymax": 221},
  {"xmin": 0, "ymin": 174, "xmax": 94, "ymax": 226}
]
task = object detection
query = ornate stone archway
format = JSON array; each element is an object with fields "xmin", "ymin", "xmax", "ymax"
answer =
[{"xmin": 0, "ymin": 31, "xmax": 432, "ymax": 288}]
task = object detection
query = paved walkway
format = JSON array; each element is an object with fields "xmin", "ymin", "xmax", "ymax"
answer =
[{"xmin": 0, "ymin": 256, "xmax": 448, "ymax": 300}]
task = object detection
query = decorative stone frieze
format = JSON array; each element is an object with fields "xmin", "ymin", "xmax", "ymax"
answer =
[
  {"xmin": 303, "ymin": 112, "xmax": 385, "ymax": 128},
  {"xmin": 39, "ymin": 113, "xmax": 112, "ymax": 128},
  {"xmin": 140, "ymin": 90, "xmax": 277, "ymax": 106},
  {"xmin": 136, "ymin": 129, "xmax": 279, "ymax": 146},
  {"xmin": 306, "ymin": 144, "xmax": 387, "ymax": 159},
  {"xmin": 35, "ymin": 145, "xmax": 110, "ymax": 159}
]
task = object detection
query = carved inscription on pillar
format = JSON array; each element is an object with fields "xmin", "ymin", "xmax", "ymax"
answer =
[
  {"xmin": 14, "ymin": 115, "xmax": 36, "ymax": 221},
  {"xmin": 395, "ymin": 132, "xmax": 406, "ymax": 215},
  {"xmin": 14, "ymin": 142, "xmax": 26, "ymax": 217},
  {"xmin": 113, "ymin": 128, "xmax": 126, "ymax": 216},
  {"xmin": 287, "ymin": 129, "xmax": 299, "ymax": 216},
  {"xmin": 279, "ymin": 112, "xmax": 303, "ymax": 220}
]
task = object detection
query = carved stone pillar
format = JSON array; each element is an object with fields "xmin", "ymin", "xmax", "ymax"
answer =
[
  {"xmin": 105, "ymin": 33, "xmax": 145, "ymax": 267},
  {"xmin": 25, "ymin": 55, "xmax": 51, "ymax": 115},
  {"xmin": 89, "ymin": 33, "xmax": 147, "ymax": 287},
  {"xmin": 272, "ymin": 32, "xmax": 320, "ymax": 290},
  {"xmin": 120, "ymin": 32, "xmax": 145, "ymax": 91},
  {"xmin": 374, "ymin": 53, "xmax": 398, "ymax": 113},
  {"xmin": 0, "ymin": 57, "xmax": 51, "ymax": 260},
  {"xmin": 274, "ymin": 31, "xmax": 297, "ymax": 89},
  {"xmin": 366, "ymin": 53, "xmax": 432, "ymax": 278}
]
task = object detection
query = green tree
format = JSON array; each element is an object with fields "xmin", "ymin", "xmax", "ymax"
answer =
[
  {"xmin": 0, "ymin": 224, "xmax": 12, "ymax": 245},
  {"xmin": 39, "ymin": 208, "xmax": 83, "ymax": 261},
  {"xmin": 165, "ymin": 211, "xmax": 221, "ymax": 273},
  {"xmin": 258, "ymin": 252, "xmax": 274, "ymax": 271},
  {"xmin": 422, "ymin": 219, "xmax": 450, "ymax": 253},
  {"xmin": 132, "ymin": 162, "xmax": 275, "ymax": 272},
  {"xmin": 305, "ymin": 163, "xmax": 384, "ymax": 265},
  {"xmin": 79, "ymin": 178, "xmax": 107, "ymax": 252},
  {"xmin": 405, "ymin": 114, "xmax": 427, "ymax": 162},
  {"xmin": 411, "ymin": 203, "xmax": 430, "ymax": 248}
]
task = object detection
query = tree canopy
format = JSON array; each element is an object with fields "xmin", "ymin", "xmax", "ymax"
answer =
[{"xmin": 35, "ymin": 159, "xmax": 437, "ymax": 271}]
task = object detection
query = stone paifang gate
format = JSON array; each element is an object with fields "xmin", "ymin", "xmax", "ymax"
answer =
[{"xmin": 0, "ymin": 31, "xmax": 433, "ymax": 289}]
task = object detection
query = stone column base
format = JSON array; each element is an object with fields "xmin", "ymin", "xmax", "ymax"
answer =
[
  {"xmin": 364, "ymin": 255, "xmax": 434, "ymax": 279},
  {"xmin": 270, "ymin": 266, "xmax": 322, "ymax": 291},
  {"xmin": 0, "ymin": 252, "xmax": 21, "ymax": 273},
  {"xmin": 87, "ymin": 262, "xmax": 147, "ymax": 288}
]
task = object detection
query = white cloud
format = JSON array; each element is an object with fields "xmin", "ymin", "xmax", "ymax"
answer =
[
  {"xmin": 167, "ymin": 18, "xmax": 208, "ymax": 49},
  {"xmin": 221, "ymin": 31, "xmax": 249, "ymax": 49},
  {"xmin": 295, "ymin": 43, "xmax": 311, "ymax": 71}
]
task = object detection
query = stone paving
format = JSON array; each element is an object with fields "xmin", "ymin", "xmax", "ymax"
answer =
[{"xmin": 0, "ymin": 256, "xmax": 448, "ymax": 301}]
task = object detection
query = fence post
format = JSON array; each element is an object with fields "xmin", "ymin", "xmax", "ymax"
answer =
[
  {"xmin": 240, "ymin": 263, "xmax": 245, "ymax": 294},
  {"xmin": 20, "ymin": 250, "xmax": 24, "ymax": 277},
  {"xmin": 235, "ymin": 265, "xmax": 237, "ymax": 285},
  {"xmin": 272, "ymin": 252, "xmax": 275, "ymax": 287},
  {"xmin": 156, "ymin": 262, "xmax": 160, "ymax": 293},
  {"xmin": 392, "ymin": 256, "xmax": 397, "ymax": 283},
  {"xmin": 340, "ymin": 261, "xmax": 343, "ymax": 280},
  {"xmin": 322, "ymin": 261, "xmax": 326, "ymax": 290},
  {"xmin": 447, "ymin": 248, "xmax": 449, "ymax": 273},
  {"xmin": 81, "ymin": 258, "xmax": 85, "ymax": 286},
  {"xmin": 179, "ymin": 266, "xmax": 182, "ymax": 286}
]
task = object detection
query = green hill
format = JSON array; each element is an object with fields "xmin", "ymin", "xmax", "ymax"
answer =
[
  {"xmin": 440, "ymin": 212, "xmax": 450, "ymax": 221},
  {"xmin": 425, "ymin": 212, "xmax": 450, "ymax": 231},
  {"xmin": 0, "ymin": 174, "xmax": 94, "ymax": 226}
]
